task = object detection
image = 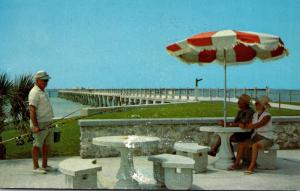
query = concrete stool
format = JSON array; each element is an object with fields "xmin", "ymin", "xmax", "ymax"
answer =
[
  {"xmin": 174, "ymin": 142, "xmax": 209, "ymax": 173},
  {"xmin": 59, "ymin": 158, "xmax": 102, "ymax": 189},
  {"xmin": 148, "ymin": 154, "xmax": 195, "ymax": 190},
  {"xmin": 257, "ymin": 144, "xmax": 280, "ymax": 170}
]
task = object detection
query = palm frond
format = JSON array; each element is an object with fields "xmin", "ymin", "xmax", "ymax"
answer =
[
  {"xmin": 0, "ymin": 73, "xmax": 13, "ymax": 97},
  {"xmin": 9, "ymin": 74, "xmax": 34, "ymax": 133},
  {"xmin": 0, "ymin": 72, "xmax": 13, "ymax": 134}
]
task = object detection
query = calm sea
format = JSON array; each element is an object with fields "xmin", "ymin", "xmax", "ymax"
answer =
[
  {"xmin": 50, "ymin": 97, "xmax": 87, "ymax": 118},
  {"xmin": 47, "ymin": 90, "xmax": 86, "ymax": 118}
]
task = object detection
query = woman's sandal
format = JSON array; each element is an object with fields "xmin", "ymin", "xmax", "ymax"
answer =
[{"xmin": 244, "ymin": 169, "xmax": 255, "ymax": 175}]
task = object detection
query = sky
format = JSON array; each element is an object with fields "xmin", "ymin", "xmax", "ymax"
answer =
[{"xmin": 0, "ymin": 0, "xmax": 299, "ymax": 89}]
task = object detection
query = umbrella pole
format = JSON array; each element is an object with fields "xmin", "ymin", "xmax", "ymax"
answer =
[{"xmin": 223, "ymin": 49, "xmax": 227, "ymax": 127}]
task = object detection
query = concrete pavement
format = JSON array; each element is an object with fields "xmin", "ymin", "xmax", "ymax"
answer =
[{"xmin": 0, "ymin": 150, "xmax": 299, "ymax": 190}]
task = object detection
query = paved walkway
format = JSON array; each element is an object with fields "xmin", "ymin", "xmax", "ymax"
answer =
[
  {"xmin": 197, "ymin": 96, "xmax": 300, "ymax": 110},
  {"xmin": 0, "ymin": 150, "xmax": 299, "ymax": 190}
]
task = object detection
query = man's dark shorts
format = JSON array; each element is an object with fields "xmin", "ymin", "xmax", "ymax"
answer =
[{"xmin": 231, "ymin": 131, "xmax": 253, "ymax": 142}]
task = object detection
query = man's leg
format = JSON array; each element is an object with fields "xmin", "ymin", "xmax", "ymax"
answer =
[
  {"xmin": 32, "ymin": 129, "xmax": 48, "ymax": 173},
  {"xmin": 42, "ymin": 128, "xmax": 55, "ymax": 170},
  {"xmin": 229, "ymin": 134, "xmax": 238, "ymax": 159},
  {"xmin": 229, "ymin": 141, "xmax": 248, "ymax": 170},
  {"xmin": 230, "ymin": 133, "xmax": 251, "ymax": 160},
  {"xmin": 208, "ymin": 136, "xmax": 221, "ymax": 156},
  {"xmin": 32, "ymin": 146, "xmax": 40, "ymax": 169},
  {"xmin": 42, "ymin": 144, "xmax": 50, "ymax": 168},
  {"xmin": 32, "ymin": 132, "xmax": 43, "ymax": 169}
]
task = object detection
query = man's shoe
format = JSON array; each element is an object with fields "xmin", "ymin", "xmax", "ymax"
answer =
[
  {"xmin": 41, "ymin": 165, "xmax": 57, "ymax": 172},
  {"xmin": 32, "ymin": 168, "xmax": 47, "ymax": 174},
  {"xmin": 208, "ymin": 149, "xmax": 217, "ymax": 157}
]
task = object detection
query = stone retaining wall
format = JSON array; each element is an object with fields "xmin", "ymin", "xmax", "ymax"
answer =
[{"xmin": 79, "ymin": 117, "xmax": 300, "ymax": 158}]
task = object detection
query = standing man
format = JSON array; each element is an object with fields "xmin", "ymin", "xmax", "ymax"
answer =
[{"xmin": 29, "ymin": 71, "xmax": 56, "ymax": 174}]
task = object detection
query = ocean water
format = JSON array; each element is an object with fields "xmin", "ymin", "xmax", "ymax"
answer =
[{"xmin": 50, "ymin": 97, "xmax": 87, "ymax": 118}]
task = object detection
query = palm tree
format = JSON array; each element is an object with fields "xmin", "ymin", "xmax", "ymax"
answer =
[
  {"xmin": 10, "ymin": 74, "xmax": 34, "ymax": 135},
  {"xmin": 0, "ymin": 73, "xmax": 13, "ymax": 135},
  {"xmin": 0, "ymin": 73, "xmax": 13, "ymax": 159}
]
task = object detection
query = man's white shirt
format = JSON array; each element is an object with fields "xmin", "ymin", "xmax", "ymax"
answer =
[{"xmin": 28, "ymin": 85, "xmax": 54, "ymax": 125}]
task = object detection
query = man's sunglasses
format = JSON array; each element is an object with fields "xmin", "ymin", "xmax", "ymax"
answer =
[{"xmin": 42, "ymin": 79, "xmax": 49, "ymax": 83}]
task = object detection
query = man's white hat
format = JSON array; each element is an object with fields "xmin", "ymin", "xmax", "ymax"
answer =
[
  {"xmin": 236, "ymin": 94, "xmax": 251, "ymax": 104},
  {"xmin": 35, "ymin": 71, "xmax": 51, "ymax": 80}
]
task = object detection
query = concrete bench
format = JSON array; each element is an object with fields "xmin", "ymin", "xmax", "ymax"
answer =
[
  {"xmin": 241, "ymin": 143, "xmax": 280, "ymax": 170},
  {"xmin": 174, "ymin": 142, "xmax": 209, "ymax": 173},
  {"xmin": 256, "ymin": 144, "xmax": 280, "ymax": 170},
  {"xmin": 148, "ymin": 154, "xmax": 195, "ymax": 190},
  {"xmin": 59, "ymin": 158, "xmax": 102, "ymax": 189}
]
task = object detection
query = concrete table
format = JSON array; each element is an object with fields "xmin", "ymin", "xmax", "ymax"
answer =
[
  {"xmin": 199, "ymin": 126, "xmax": 250, "ymax": 170},
  {"xmin": 92, "ymin": 135, "xmax": 160, "ymax": 189}
]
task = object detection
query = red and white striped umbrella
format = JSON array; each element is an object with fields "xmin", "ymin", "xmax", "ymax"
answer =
[
  {"xmin": 166, "ymin": 29, "xmax": 288, "ymax": 125},
  {"xmin": 166, "ymin": 30, "xmax": 288, "ymax": 64}
]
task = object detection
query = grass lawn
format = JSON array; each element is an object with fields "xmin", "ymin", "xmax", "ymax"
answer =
[
  {"xmin": 2, "ymin": 101, "xmax": 300, "ymax": 159},
  {"xmin": 84, "ymin": 101, "xmax": 300, "ymax": 119},
  {"xmin": 2, "ymin": 119, "xmax": 80, "ymax": 159}
]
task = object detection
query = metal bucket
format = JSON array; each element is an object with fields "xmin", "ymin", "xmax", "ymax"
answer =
[{"xmin": 53, "ymin": 129, "xmax": 61, "ymax": 143}]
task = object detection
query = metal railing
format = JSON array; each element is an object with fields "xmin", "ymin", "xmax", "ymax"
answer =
[{"xmin": 52, "ymin": 88, "xmax": 300, "ymax": 106}]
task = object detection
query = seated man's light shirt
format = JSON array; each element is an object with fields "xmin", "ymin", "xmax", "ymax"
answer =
[{"xmin": 29, "ymin": 85, "xmax": 54, "ymax": 126}]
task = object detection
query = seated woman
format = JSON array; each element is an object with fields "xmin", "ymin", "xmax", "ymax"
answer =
[{"xmin": 228, "ymin": 96, "xmax": 274, "ymax": 174}]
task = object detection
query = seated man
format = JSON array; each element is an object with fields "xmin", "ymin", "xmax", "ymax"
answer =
[{"xmin": 208, "ymin": 94, "xmax": 254, "ymax": 157}]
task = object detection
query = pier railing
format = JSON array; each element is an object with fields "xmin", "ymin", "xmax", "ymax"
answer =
[
  {"xmin": 58, "ymin": 88, "xmax": 271, "ymax": 98},
  {"xmin": 56, "ymin": 88, "xmax": 300, "ymax": 108},
  {"xmin": 57, "ymin": 88, "xmax": 277, "ymax": 107}
]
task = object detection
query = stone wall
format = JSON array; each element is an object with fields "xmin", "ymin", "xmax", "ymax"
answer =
[{"xmin": 79, "ymin": 117, "xmax": 300, "ymax": 158}]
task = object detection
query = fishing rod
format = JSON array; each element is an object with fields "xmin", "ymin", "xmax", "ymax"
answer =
[{"xmin": 0, "ymin": 107, "xmax": 84, "ymax": 145}]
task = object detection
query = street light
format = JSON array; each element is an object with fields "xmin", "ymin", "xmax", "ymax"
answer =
[
  {"xmin": 195, "ymin": 78, "xmax": 203, "ymax": 87},
  {"xmin": 195, "ymin": 78, "xmax": 203, "ymax": 101}
]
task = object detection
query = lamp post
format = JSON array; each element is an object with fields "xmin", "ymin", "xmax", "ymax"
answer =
[{"xmin": 195, "ymin": 78, "xmax": 203, "ymax": 101}]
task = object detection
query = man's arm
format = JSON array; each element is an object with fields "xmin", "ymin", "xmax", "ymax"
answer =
[
  {"xmin": 219, "ymin": 110, "xmax": 254, "ymax": 127},
  {"xmin": 218, "ymin": 120, "xmax": 241, "ymax": 127},
  {"xmin": 228, "ymin": 121, "xmax": 245, "ymax": 127},
  {"xmin": 29, "ymin": 105, "xmax": 40, "ymax": 133}
]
